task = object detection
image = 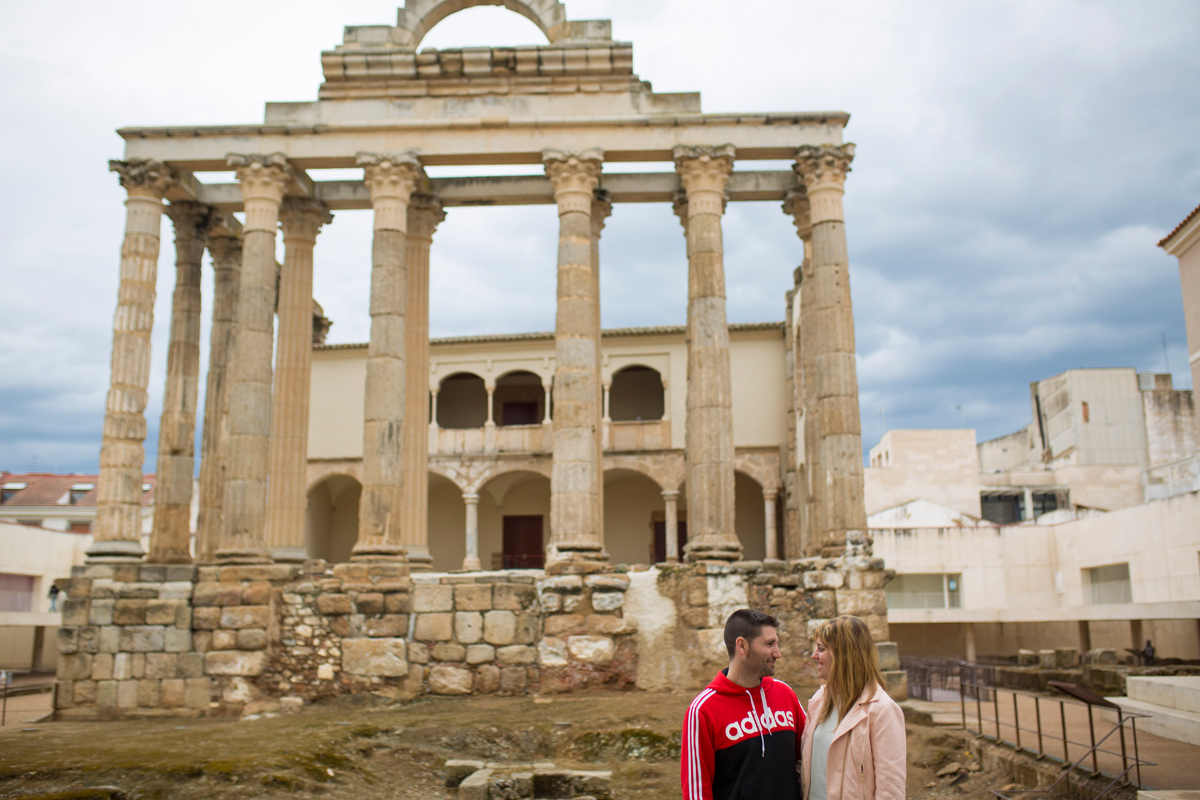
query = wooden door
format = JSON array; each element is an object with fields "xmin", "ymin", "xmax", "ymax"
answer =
[
  {"xmin": 652, "ymin": 520, "xmax": 688, "ymax": 564},
  {"xmin": 502, "ymin": 515, "xmax": 544, "ymax": 568}
]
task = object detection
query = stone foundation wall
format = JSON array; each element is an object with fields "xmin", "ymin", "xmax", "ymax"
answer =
[{"xmin": 55, "ymin": 555, "xmax": 900, "ymax": 718}]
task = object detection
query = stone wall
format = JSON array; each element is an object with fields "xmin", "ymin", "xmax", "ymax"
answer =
[{"xmin": 55, "ymin": 555, "xmax": 900, "ymax": 718}]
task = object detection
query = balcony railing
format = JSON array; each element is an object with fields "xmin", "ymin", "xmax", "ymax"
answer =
[
  {"xmin": 607, "ymin": 419, "xmax": 671, "ymax": 451},
  {"xmin": 431, "ymin": 419, "xmax": 671, "ymax": 456}
]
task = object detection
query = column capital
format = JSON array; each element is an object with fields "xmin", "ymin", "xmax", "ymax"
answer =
[
  {"xmin": 228, "ymin": 154, "xmax": 293, "ymax": 231},
  {"xmin": 590, "ymin": 188, "xmax": 613, "ymax": 235},
  {"xmin": 673, "ymin": 144, "xmax": 735, "ymax": 196},
  {"xmin": 408, "ymin": 194, "xmax": 446, "ymax": 240},
  {"xmin": 764, "ymin": 487, "xmax": 779, "ymax": 501},
  {"xmin": 357, "ymin": 151, "xmax": 423, "ymax": 201},
  {"xmin": 543, "ymin": 148, "xmax": 604, "ymax": 215},
  {"xmin": 280, "ymin": 197, "xmax": 333, "ymax": 241},
  {"xmin": 463, "ymin": 492, "xmax": 480, "ymax": 504},
  {"xmin": 207, "ymin": 234, "xmax": 243, "ymax": 263},
  {"xmin": 782, "ymin": 187, "xmax": 812, "ymax": 238},
  {"xmin": 661, "ymin": 490, "xmax": 680, "ymax": 500},
  {"xmin": 793, "ymin": 144, "xmax": 855, "ymax": 224},
  {"xmin": 165, "ymin": 201, "xmax": 218, "ymax": 241},
  {"xmin": 109, "ymin": 158, "xmax": 177, "ymax": 199}
]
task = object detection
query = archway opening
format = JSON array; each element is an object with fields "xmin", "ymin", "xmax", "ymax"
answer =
[
  {"xmin": 478, "ymin": 470, "xmax": 551, "ymax": 569},
  {"xmin": 428, "ymin": 472, "xmax": 466, "ymax": 571},
  {"xmin": 609, "ymin": 365, "xmax": 664, "ymax": 421},
  {"xmin": 734, "ymin": 471, "xmax": 770, "ymax": 562},
  {"xmin": 438, "ymin": 372, "xmax": 487, "ymax": 428},
  {"xmin": 495, "ymin": 370, "xmax": 545, "ymax": 426},
  {"xmin": 418, "ymin": 3, "xmax": 552, "ymax": 50},
  {"xmin": 603, "ymin": 468, "xmax": 667, "ymax": 566},
  {"xmin": 306, "ymin": 475, "xmax": 361, "ymax": 563}
]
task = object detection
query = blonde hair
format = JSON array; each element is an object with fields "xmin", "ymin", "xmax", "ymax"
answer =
[{"xmin": 813, "ymin": 615, "xmax": 885, "ymax": 725}]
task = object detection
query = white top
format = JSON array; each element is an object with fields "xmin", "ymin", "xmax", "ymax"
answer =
[{"xmin": 809, "ymin": 704, "xmax": 840, "ymax": 800}]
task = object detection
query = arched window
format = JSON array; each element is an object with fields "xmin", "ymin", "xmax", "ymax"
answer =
[
  {"xmin": 494, "ymin": 371, "xmax": 545, "ymax": 426},
  {"xmin": 437, "ymin": 372, "xmax": 487, "ymax": 429},
  {"xmin": 609, "ymin": 365, "xmax": 664, "ymax": 421}
]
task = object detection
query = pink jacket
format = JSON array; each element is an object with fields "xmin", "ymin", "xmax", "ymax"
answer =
[{"xmin": 800, "ymin": 684, "xmax": 906, "ymax": 800}]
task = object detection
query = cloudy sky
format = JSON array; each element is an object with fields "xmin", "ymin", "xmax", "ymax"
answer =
[{"xmin": 1, "ymin": 0, "xmax": 1197, "ymax": 475}]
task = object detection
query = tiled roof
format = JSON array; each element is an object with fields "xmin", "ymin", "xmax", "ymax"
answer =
[
  {"xmin": 315, "ymin": 321, "xmax": 784, "ymax": 350},
  {"xmin": 1159, "ymin": 201, "xmax": 1200, "ymax": 248},
  {"xmin": 0, "ymin": 473, "xmax": 156, "ymax": 508}
]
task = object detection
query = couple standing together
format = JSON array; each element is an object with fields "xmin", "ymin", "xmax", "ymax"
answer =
[{"xmin": 682, "ymin": 610, "xmax": 906, "ymax": 800}]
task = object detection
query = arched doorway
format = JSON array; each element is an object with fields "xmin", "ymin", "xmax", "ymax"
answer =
[
  {"xmin": 609, "ymin": 365, "xmax": 664, "ymax": 421},
  {"xmin": 734, "ymin": 471, "xmax": 771, "ymax": 562},
  {"xmin": 477, "ymin": 470, "xmax": 551, "ymax": 569},
  {"xmin": 603, "ymin": 468, "xmax": 666, "ymax": 566},
  {"xmin": 306, "ymin": 475, "xmax": 361, "ymax": 563},
  {"xmin": 437, "ymin": 372, "xmax": 487, "ymax": 428},
  {"xmin": 494, "ymin": 370, "xmax": 546, "ymax": 426}
]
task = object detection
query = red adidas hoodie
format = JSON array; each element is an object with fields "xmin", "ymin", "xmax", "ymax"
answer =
[{"xmin": 681, "ymin": 670, "xmax": 806, "ymax": 800}]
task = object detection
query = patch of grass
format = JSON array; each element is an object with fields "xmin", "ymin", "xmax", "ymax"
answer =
[{"xmin": 573, "ymin": 728, "xmax": 681, "ymax": 762}]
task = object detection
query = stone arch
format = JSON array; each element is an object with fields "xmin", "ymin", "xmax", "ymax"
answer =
[
  {"xmin": 608, "ymin": 364, "xmax": 665, "ymax": 422},
  {"xmin": 428, "ymin": 463, "xmax": 469, "ymax": 493},
  {"xmin": 306, "ymin": 473, "xmax": 362, "ymax": 564},
  {"xmin": 437, "ymin": 371, "xmax": 488, "ymax": 429},
  {"xmin": 465, "ymin": 458, "xmax": 552, "ymax": 495},
  {"xmin": 734, "ymin": 450, "xmax": 781, "ymax": 493},
  {"xmin": 396, "ymin": 0, "xmax": 569, "ymax": 48},
  {"xmin": 604, "ymin": 453, "xmax": 684, "ymax": 493}
]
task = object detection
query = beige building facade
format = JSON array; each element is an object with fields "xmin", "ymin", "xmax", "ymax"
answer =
[{"xmin": 1160, "ymin": 202, "xmax": 1200, "ymax": 395}]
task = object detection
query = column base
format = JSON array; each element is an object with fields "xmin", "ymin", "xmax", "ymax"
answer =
[
  {"xmin": 85, "ymin": 539, "xmax": 145, "ymax": 564},
  {"xmin": 683, "ymin": 539, "xmax": 743, "ymax": 564},
  {"xmin": 461, "ymin": 557, "xmax": 482, "ymax": 572},
  {"xmin": 350, "ymin": 541, "xmax": 407, "ymax": 564},
  {"xmin": 144, "ymin": 547, "xmax": 192, "ymax": 565},
  {"xmin": 405, "ymin": 546, "xmax": 434, "ymax": 572},
  {"xmin": 214, "ymin": 548, "xmax": 273, "ymax": 565},
  {"xmin": 271, "ymin": 546, "xmax": 309, "ymax": 564},
  {"xmin": 545, "ymin": 543, "xmax": 609, "ymax": 575}
]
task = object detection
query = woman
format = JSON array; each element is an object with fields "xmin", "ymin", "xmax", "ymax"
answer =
[{"xmin": 800, "ymin": 615, "xmax": 906, "ymax": 800}]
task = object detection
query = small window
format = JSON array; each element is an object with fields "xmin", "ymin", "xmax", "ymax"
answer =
[
  {"xmin": 0, "ymin": 574, "xmax": 34, "ymax": 612},
  {"xmin": 69, "ymin": 483, "xmax": 95, "ymax": 505},
  {"xmin": 1, "ymin": 482, "xmax": 27, "ymax": 503},
  {"xmin": 17, "ymin": 519, "xmax": 42, "ymax": 527},
  {"xmin": 886, "ymin": 573, "xmax": 962, "ymax": 609},
  {"xmin": 1085, "ymin": 563, "xmax": 1131, "ymax": 605},
  {"xmin": 1081, "ymin": 401, "xmax": 1090, "ymax": 423},
  {"xmin": 69, "ymin": 521, "xmax": 92, "ymax": 533}
]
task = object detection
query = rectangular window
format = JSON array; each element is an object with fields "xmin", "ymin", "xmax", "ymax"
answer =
[
  {"xmin": 981, "ymin": 493, "xmax": 1022, "ymax": 524},
  {"xmin": 1032, "ymin": 492, "xmax": 1059, "ymax": 517},
  {"xmin": 68, "ymin": 521, "xmax": 92, "ymax": 533},
  {"xmin": 0, "ymin": 573, "xmax": 34, "ymax": 612},
  {"xmin": 886, "ymin": 573, "xmax": 962, "ymax": 610},
  {"xmin": 1, "ymin": 482, "xmax": 27, "ymax": 503},
  {"xmin": 17, "ymin": 519, "xmax": 42, "ymax": 527},
  {"xmin": 1085, "ymin": 563, "xmax": 1132, "ymax": 605}
]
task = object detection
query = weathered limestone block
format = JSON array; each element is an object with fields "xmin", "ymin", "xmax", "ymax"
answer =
[
  {"xmin": 193, "ymin": 607, "xmax": 221, "ymax": 630},
  {"xmin": 160, "ymin": 678, "xmax": 185, "ymax": 707},
  {"xmin": 567, "ymin": 635, "xmax": 615, "ymax": 664},
  {"xmin": 62, "ymin": 598, "xmax": 90, "ymax": 626},
  {"xmin": 696, "ymin": 629, "xmax": 727, "ymax": 663},
  {"xmin": 476, "ymin": 665, "xmax": 500, "ymax": 694},
  {"xmin": 460, "ymin": 770, "xmax": 493, "ymax": 799},
  {"xmin": 432, "ymin": 643, "xmax": 466, "ymax": 662},
  {"xmin": 120, "ymin": 626, "xmax": 166, "ymax": 652},
  {"xmin": 356, "ymin": 592, "xmax": 385, "ymax": 615},
  {"xmin": 89, "ymin": 599, "xmax": 115, "ymax": 626},
  {"xmin": 117, "ymin": 679, "xmax": 139, "ymax": 708},
  {"xmin": 544, "ymin": 614, "xmax": 584, "ymax": 636},
  {"xmin": 58, "ymin": 627, "xmax": 79, "ymax": 654},
  {"xmin": 237, "ymin": 629, "xmax": 267, "ymax": 650},
  {"xmin": 137, "ymin": 679, "xmax": 161, "ymax": 707},
  {"xmin": 428, "ymin": 665, "xmax": 473, "ymax": 695},
  {"xmin": 445, "ymin": 759, "xmax": 486, "ymax": 788},
  {"xmin": 803, "ymin": 571, "xmax": 844, "ymax": 590},
  {"xmin": 92, "ymin": 653, "xmax": 114, "ymax": 680},
  {"xmin": 211, "ymin": 629, "xmax": 237, "ymax": 650},
  {"xmin": 585, "ymin": 574, "xmax": 630, "ymax": 591},
  {"xmin": 835, "ymin": 589, "xmax": 886, "ymax": 617},
  {"xmin": 177, "ymin": 653, "xmax": 204, "ymax": 677},
  {"xmin": 184, "ymin": 678, "xmax": 211, "ymax": 708},
  {"xmin": 146, "ymin": 599, "xmax": 180, "ymax": 625},
  {"xmin": 540, "ymin": 593, "xmax": 562, "ymax": 613},
  {"xmin": 192, "ymin": 583, "xmax": 241, "ymax": 606},
  {"xmin": 1017, "ymin": 649, "xmax": 1038, "ymax": 667},
  {"xmin": 385, "ymin": 592, "xmax": 412, "ymax": 614},
  {"xmin": 1038, "ymin": 650, "xmax": 1056, "ymax": 669},
  {"xmin": 586, "ymin": 614, "xmax": 637, "ymax": 635},
  {"xmin": 97, "ymin": 680, "xmax": 118, "ymax": 709},
  {"xmin": 415, "ymin": 612, "xmax": 453, "ymax": 641},
  {"xmin": 145, "ymin": 653, "xmax": 177, "ymax": 678},
  {"xmin": 454, "ymin": 583, "xmax": 492, "ymax": 610},
  {"xmin": 159, "ymin": 581, "xmax": 194, "ymax": 599},
  {"xmin": 539, "ymin": 637, "xmax": 569, "ymax": 667},
  {"xmin": 455, "ymin": 611, "xmax": 483, "ymax": 643},
  {"xmin": 493, "ymin": 583, "xmax": 537, "ymax": 611},
  {"xmin": 220, "ymin": 605, "xmax": 269, "ymax": 629},
  {"xmin": 205, "ymin": 650, "xmax": 269, "ymax": 676},
  {"xmin": 240, "ymin": 582, "xmax": 270, "ymax": 605},
  {"xmin": 342, "ymin": 638, "xmax": 408, "ymax": 676},
  {"xmin": 499, "ymin": 667, "xmax": 527, "ymax": 694},
  {"xmin": 407, "ymin": 642, "xmax": 429, "ymax": 664},
  {"xmin": 317, "ymin": 663, "xmax": 336, "ymax": 680},
  {"xmin": 496, "ymin": 645, "xmax": 536, "ymax": 665},
  {"xmin": 119, "ymin": 583, "xmax": 162, "ymax": 599},
  {"xmin": 1055, "ymin": 648, "xmax": 1080, "ymax": 669},
  {"xmin": 99, "ymin": 626, "xmax": 120, "ymax": 653},
  {"xmin": 113, "ymin": 600, "xmax": 147, "ymax": 625},
  {"xmin": 365, "ymin": 615, "xmax": 408, "ymax": 637},
  {"xmin": 591, "ymin": 592, "xmax": 624, "ymax": 611},
  {"xmin": 73, "ymin": 680, "xmax": 97, "ymax": 704},
  {"xmin": 317, "ymin": 593, "xmax": 353, "ymax": 615},
  {"xmin": 466, "ymin": 644, "xmax": 495, "ymax": 664},
  {"xmin": 876, "ymin": 642, "xmax": 900, "ymax": 671},
  {"xmin": 414, "ymin": 584, "xmax": 454, "ymax": 612},
  {"xmin": 484, "ymin": 610, "xmax": 517, "ymax": 645}
]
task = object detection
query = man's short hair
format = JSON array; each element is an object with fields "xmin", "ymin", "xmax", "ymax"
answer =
[{"xmin": 724, "ymin": 609, "xmax": 780, "ymax": 658}]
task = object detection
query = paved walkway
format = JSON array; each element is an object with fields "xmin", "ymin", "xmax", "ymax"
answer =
[
  {"xmin": 0, "ymin": 672, "xmax": 53, "ymax": 730},
  {"xmin": 925, "ymin": 692, "xmax": 1199, "ymax": 791}
]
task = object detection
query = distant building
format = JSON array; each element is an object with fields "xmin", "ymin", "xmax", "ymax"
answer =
[
  {"xmin": 1159, "ymin": 201, "xmax": 1200, "ymax": 395},
  {"xmin": 0, "ymin": 472, "xmax": 156, "ymax": 534}
]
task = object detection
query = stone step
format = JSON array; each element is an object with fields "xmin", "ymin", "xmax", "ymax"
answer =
[
  {"xmin": 1126, "ymin": 676, "xmax": 1200, "ymax": 713},
  {"xmin": 1101, "ymin": 696, "xmax": 1200, "ymax": 747}
]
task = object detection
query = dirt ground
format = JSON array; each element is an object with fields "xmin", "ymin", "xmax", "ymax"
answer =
[{"xmin": 0, "ymin": 689, "xmax": 1088, "ymax": 800}]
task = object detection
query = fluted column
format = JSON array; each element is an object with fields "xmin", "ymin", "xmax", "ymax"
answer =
[
  {"xmin": 400, "ymin": 195, "xmax": 445, "ymax": 571},
  {"xmin": 353, "ymin": 152, "xmax": 422, "ymax": 563},
  {"xmin": 264, "ymin": 198, "xmax": 332, "ymax": 561},
  {"xmin": 674, "ymin": 145, "xmax": 740, "ymax": 563},
  {"xmin": 783, "ymin": 188, "xmax": 813, "ymax": 558},
  {"xmin": 88, "ymin": 159, "xmax": 176, "ymax": 563},
  {"xmin": 662, "ymin": 490, "xmax": 680, "ymax": 564},
  {"xmin": 764, "ymin": 487, "xmax": 779, "ymax": 561},
  {"xmin": 215, "ymin": 154, "xmax": 292, "ymax": 564},
  {"xmin": 146, "ymin": 202, "xmax": 215, "ymax": 564},
  {"xmin": 543, "ymin": 148, "xmax": 607, "ymax": 573},
  {"xmin": 196, "ymin": 235, "xmax": 242, "ymax": 563},
  {"xmin": 462, "ymin": 492, "xmax": 481, "ymax": 571},
  {"xmin": 793, "ymin": 144, "xmax": 866, "ymax": 557},
  {"xmin": 590, "ymin": 190, "xmax": 612, "ymax": 539}
]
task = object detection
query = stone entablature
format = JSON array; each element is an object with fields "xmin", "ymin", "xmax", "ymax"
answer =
[{"xmin": 55, "ymin": 555, "xmax": 902, "ymax": 718}]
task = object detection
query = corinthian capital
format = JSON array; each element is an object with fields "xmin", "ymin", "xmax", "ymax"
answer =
[
  {"xmin": 109, "ymin": 158, "xmax": 177, "ymax": 198},
  {"xmin": 591, "ymin": 189, "xmax": 613, "ymax": 236},
  {"xmin": 782, "ymin": 187, "xmax": 812, "ymax": 238},
  {"xmin": 357, "ymin": 151, "xmax": 423, "ymax": 203},
  {"xmin": 543, "ymin": 148, "xmax": 604, "ymax": 215},
  {"xmin": 165, "ymin": 201, "xmax": 218, "ymax": 242},
  {"xmin": 793, "ymin": 143, "xmax": 855, "ymax": 192},
  {"xmin": 280, "ymin": 197, "xmax": 333, "ymax": 241},
  {"xmin": 407, "ymin": 194, "xmax": 446, "ymax": 240},
  {"xmin": 673, "ymin": 144, "xmax": 735, "ymax": 199},
  {"xmin": 227, "ymin": 153, "xmax": 293, "ymax": 206}
]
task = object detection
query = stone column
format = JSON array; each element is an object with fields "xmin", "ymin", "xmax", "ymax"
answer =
[
  {"xmin": 662, "ymin": 490, "xmax": 680, "ymax": 564},
  {"xmin": 1023, "ymin": 488, "xmax": 1034, "ymax": 522},
  {"xmin": 591, "ymin": 190, "xmax": 613, "ymax": 493},
  {"xmin": 784, "ymin": 188, "xmax": 815, "ymax": 558},
  {"xmin": 401, "ymin": 195, "xmax": 445, "ymax": 571},
  {"xmin": 763, "ymin": 487, "xmax": 779, "ymax": 561},
  {"xmin": 674, "ymin": 144, "xmax": 740, "ymax": 563},
  {"xmin": 543, "ymin": 148, "xmax": 607, "ymax": 573},
  {"xmin": 215, "ymin": 154, "xmax": 292, "ymax": 565},
  {"xmin": 147, "ymin": 202, "xmax": 215, "ymax": 564},
  {"xmin": 462, "ymin": 492, "xmax": 481, "ymax": 571},
  {"xmin": 88, "ymin": 159, "xmax": 176, "ymax": 563},
  {"xmin": 793, "ymin": 144, "xmax": 866, "ymax": 557},
  {"xmin": 196, "ymin": 235, "xmax": 242, "ymax": 563},
  {"xmin": 264, "ymin": 198, "xmax": 332, "ymax": 562},
  {"xmin": 353, "ymin": 152, "xmax": 422, "ymax": 563}
]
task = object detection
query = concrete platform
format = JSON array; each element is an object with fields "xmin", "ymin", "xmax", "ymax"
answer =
[{"xmin": 1106, "ymin": 676, "xmax": 1200, "ymax": 747}]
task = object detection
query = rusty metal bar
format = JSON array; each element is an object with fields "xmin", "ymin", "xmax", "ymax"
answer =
[
  {"xmin": 1088, "ymin": 704, "xmax": 1099, "ymax": 775},
  {"xmin": 1034, "ymin": 695, "xmax": 1044, "ymax": 758},
  {"xmin": 994, "ymin": 682, "xmax": 1002, "ymax": 740},
  {"xmin": 1132, "ymin": 716, "xmax": 1141, "ymax": 788},
  {"xmin": 1060, "ymin": 701, "xmax": 1069, "ymax": 764}
]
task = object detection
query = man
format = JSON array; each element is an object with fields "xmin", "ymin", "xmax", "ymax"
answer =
[{"xmin": 682, "ymin": 609, "xmax": 806, "ymax": 800}]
